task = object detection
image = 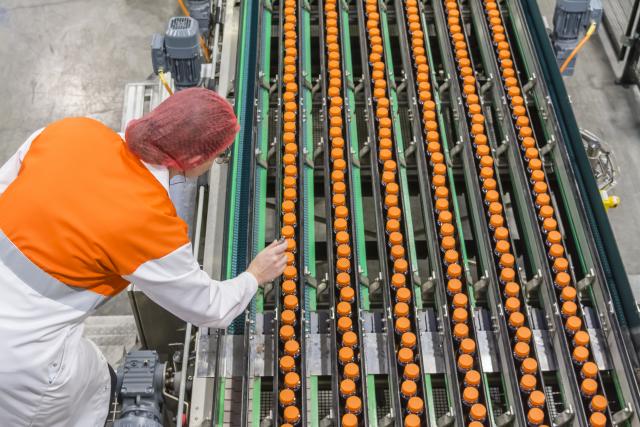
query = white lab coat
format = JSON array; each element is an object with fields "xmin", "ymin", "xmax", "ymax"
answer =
[{"xmin": 0, "ymin": 130, "xmax": 258, "ymax": 426}]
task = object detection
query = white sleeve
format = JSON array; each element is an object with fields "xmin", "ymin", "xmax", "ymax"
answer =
[
  {"xmin": 0, "ymin": 129, "xmax": 44, "ymax": 194},
  {"xmin": 123, "ymin": 243, "xmax": 258, "ymax": 328}
]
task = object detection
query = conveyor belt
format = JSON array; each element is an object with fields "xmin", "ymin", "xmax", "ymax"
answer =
[{"xmin": 207, "ymin": 1, "xmax": 640, "ymax": 426}]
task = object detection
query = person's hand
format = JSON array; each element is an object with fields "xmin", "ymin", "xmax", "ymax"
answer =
[{"xmin": 246, "ymin": 239, "xmax": 289, "ymax": 285}]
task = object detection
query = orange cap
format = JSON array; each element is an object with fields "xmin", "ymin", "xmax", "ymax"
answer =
[
  {"xmin": 554, "ymin": 257, "xmax": 569, "ymax": 273},
  {"xmin": 345, "ymin": 395, "xmax": 362, "ymax": 415},
  {"xmin": 403, "ymin": 363, "xmax": 420, "ymax": 380},
  {"xmin": 342, "ymin": 413, "xmax": 358, "ymax": 427},
  {"xmin": 340, "ymin": 378, "xmax": 356, "ymax": 396},
  {"xmin": 500, "ymin": 253, "xmax": 515, "ymax": 268},
  {"xmin": 514, "ymin": 341, "xmax": 530, "ymax": 359},
  {"xmin": 555, "ymin": 272, "xmax": 571, "ymax": 288},
  {"xmin": 509, "ymin": 311, "xmax": 525, "ymax": 329},
  {"xmin": 452, "ymin": 307, "xmax": 468, "ymax": 323},
  {"xmin": 396, "ymin": 316, "xmax": 411, "ymax": 334},
  {"xmin": 447, "ymin": 278, "xmax": 462, "ymax": 294},
  {"xmin": 407, "ymin": 397, "xmax": 424, "ymax": 415},
  {"xmin": 447, "ymin": 263, "xmax": 462, "ymax": 279},
  {"xmin": 453, "ymin": 323, "xmax": 469, "ymax": 340},
  {"xmin": 560, "ymin": 286, "xmax": 576, "ymax": 302},
  {"xmin": 581, "ymin": 378, "xmax": 598, "ymax": 396},
  {"xmin": 336, "ymin": 272, "xmax": 350, "ymax": 288},
  {"xmin": 528, "ymin": 408, "xmax": 545, "ymax": 425},
  {"xmin": 342, "ymin": 331, "xmax": 358, "ymax": 348},
  {"xmin": 516, "ymin": 327, "xmax": 532, "ymax": 343},
  {"xmin": 452, "ymin": 292, "xmax": 468, "ymax": 308},
  {"xmin": 284, "ymin": 371, "xmax": 300, "ymax": 389},
  {"xmin": 444, "ymin": 249, "xmax": 459, "ymax": 265},
  {"xmin": 469, "ymin": 403, "xmax": 487, "ymax": 421},
  {"xmin": 398, "ymin": 347, "xmax": 414, "ymax": 364},
  {"xmin": 284, "ymin": 339, "xmax": 300, "ymax": 357},
  {"xmin": 441, "ymin": 236, "xmax": 456, "ymax": 251},
  {"xmin": 340, "ymin": 286, "xmax": 355, "ymax": 302},
  {"xmin": 339, "ymin": 346, "xmax": 354, "ymax": 364},
  {"xmin": 279, "ymin": 388, "xmax": 296, "ymax": 406},
  {"xmin": 401, "ymin": 331, "xmax": 417, "ymax": 348},
  {"xmin": 581, "ymin": 361, "xmax": 598, "ymax": 379},
  {"xmin": 279, "ymin": 355, "xmax": 295, "ymax": 372},
  {"xmin": 589, "ymin": 412, "xmax": 607, "ymax": 427},
  {"xmin": 590, "ymin": 394, "xmax": 608, "ymax": 412},
  {"xmin": 394, "ymin": 302, "xmax": 409, "ymax": 318},
  {"xmin": 546, "ymin": 230, "xmax": 562, "ymax": 245},
  {"xmin": 396, "ymin": 288, "xmax": 412, "ymax": 305},
  {"xmin": 394, "ymin": 258, "xmax": 409, "ymax": 274},
  {"xmin": 337, "ymin": 316, "xmax": 352, "ymax": 333},
  {"xmin": 283, "ymin": 405, "xmax": 300, "ymax": 423},
  {"xmin": 283, "ymin": 265, "xmax": 298, "ymax": 280},
  {"xmin": 548, "ymin": 244, "xmax": 565, "ymax": 259},
  {"xmin": 336, "ymin": 231, "xmax": 350, "ymax": 245},
  {"xmin": 561, "ymin": 301, "xmax": 577, "ymax": 317},
  {"xmin": 566, "ymin": 315, "xmax": 582, "ymax": 333},
  {"xmin": 343, "ymin": 362, "xmax": 359, "ymax": 380},
  {"xmin": 282, "ymin": 280, "xmax": 296, "ymax": 295},
  {"xmin": 389, "ymin": 231, "xmax": 403, "ymax": 246},
  {"xmin": 529, "ymin": 390, "xmax": 545, "ymax": 408},
  {"xmin": 392, "ymin": 273, "xmax": 406, "ymax": 289},
  {"xmin": 504, "ymin": 281, "xmax": 520, "ymax": 298},
  {"xmin": 404, "ymin": 414, "xmax": 421, "ymax": 427},
  {"xmin": 463, "ymin": 386, "xmax": 479, "ymax": 404},
  {"xmin": 282, "ymin": 310, "xmax": 296, "ymax": 325},
  {"xmin": 386, "ymin": 218, "xmax": 400, "ymax": 234},
  {"xmin": 440, "ymin": 223, "xmax": 455, "ymax": 237},
  {"xmin": 505, "ymin": 296, "xmax": 520, "ymax": 313},
  {"xmin": 390, "ymin": 245, "xmax": 405, "ymax": 260},
  {"xmin": 520, "ymin": 373, "xmax": 537, "ymax": 391},
  {"xmin": 573, "ymin": 345, "xmax": 590, "ymax": 364},
  {"xmin": 460, "ymin": 338, "xmax": 476, "ymax": 354},
  {"xmin": 574, "ymin": 330, "xmax": 590, "ymax": 347},
  {"xmin": 280, "ymin": 325, "xmax": 295, "ymax": 341},
  {"xmin": 284, "ymin": 294, "xmax": 299, "ymax": 311},
  {"xmin": 521, "ymin": 357, "xmax": 538, "ymax": 374},
  {"xmin": 336, "ymin": 257, "xmax": 351, "ymax": 273},
  {"xmin": 401, "ymin": 380, "xmax": 417, "ymax": 398},
  {"xmin": 533, "ymin": 181, "xmax": 549, "ymax": 196},
  {"xmin": 458, "ymin": 354, "xmax": 474, "ymax": 371},
  {"xmin": 539, "ymin": 205, "xmax": 554, "ymax": 219},
  {"xmin": 336, "ymin": 301, "xmax": 352, "ymax": 317}
]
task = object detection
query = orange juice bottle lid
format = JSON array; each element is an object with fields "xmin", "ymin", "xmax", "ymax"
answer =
[
  {"xmin": 335, "ymin": 204, "xmax": 348, "ymax": 218},
  {"xmin": 521, "ymin": 357, "xmax": 538, "ymax": 374},
  {"xmin": 283, "ymin": 405, "xmax": 300, "ymax": 423},
  {"xmin": 452, "ymin": 307, "xmax": 468, "ymax": 323},
  {"xmin": 469, "ymin": 403, "xmax": 487, "ymax": 421},
  {"xmin": 283, "ymin": 176, "xmax": 297, "ymax": 189},
  {"xmin": 471, "ymin": 113, "xmax": 485, "ymax": 126},
  {"xmin": 282, "ymin": 225, "xmax": 295, "ymax": 239},
  {"xmin": 480, "ymin": 166, "xmax": 494, "ymax": 180},
  {"xmin": 529, "ymin": 390, "xmax": 545, "ymax": 408},
  {"xmin": 547, "ymin": 230, "xmax": 562, "ymax": 246},
  {"xmin": 372, "ymin": 69, "xmax": 385, "ymax": 82},
  {"xmin": 504, "ymin": 281, "xmax": 520, "ymax": 297},
  {"xmin": 502, "ymin": 68, "xmax": 516, "ymax": 80},
  {"xmin": 379, "ymin": 148, "xmax": 393, "ymax": 162},
  {"xmin": 447, "ymin": 279, "xmax": 462, "ymax": 295},
  {"xmin": 539, "ymin": 205, "xmax": 553, "ymax": 219},
  {"xmin": 404, "ymin": 414, "xmax": 421, "ymax": 427},
  {"xmin": 345, "ymin": 395, "xmax": 362, "ymax": 414},
  {"xmin": 342, "ymin": 413, "xmax": 358, "ymax": 427},
  {"xmin": 500, "ymin": 268, "xmax": 516, "ymax": 284},
  {"xmin": 505, "ymin": 296, "xmax": 520, "ymax": 313},
  {"xmin": 340, "ymin": 286, "xmax": 355, "ymax": 302},
  {"xmin": 336, "ymin": 272, "xmax": 351, "ymax": 287},
  {"xmin": 590, "ymin": 395, "xmax": 607, "ymax": 412},
  {"xmin": 338, "ymin": 316, "xmax": 353, "ymax": 331},
  {"xmin": 398, "ymin": 347, "xmax": 414, "ymax": 364},
  {"xmin": 520, "ymin": 373, "xmax": 537, "ymax": 391},
  {"xmin": 279, "ymin": 388, "xmax": 296, "ymax": 406},
  {"xmin": 485, "ymin": 189, "xmax": 499, "ymax": 204},
  {"xmin": 388, "ymin": 241, "xmax": 405, "ymax": 259},
  {"xmin": 435, "ymin": 186, "xmax": 449, "ymax": 200},
  {"xmin": 284, "ymin": 165, "xmax": 298, "ymax": 177},
  {"xmin": 283, "ymin": 118, "xmax": 296, "ymax": 132},
  {"xmin": 406, "ymin": 397, "xmax": 424, "ymax": 415},
  {"xmin": 482, "ymin": 178, "xmax": 497, "ymax": 193},
  {"xmin": 427, "ymin": 131, "xmax": 440, "ymax": 144},
  {"xmin": 440, "ymin": 223, "xmax": 455, "ymax": 237},
  {"xmin": 573, "ymin": 345, "xmax": 589, "ymax": 363},
  {"xmin": 514, "ymin": 341, "xmax": 530, "ymax": 359},
  {"xmin": 521, "ymin": 136, "xmax": 536, "ymax": 149},
  {"xmin": 516, "ymin": 115, "xmax": 531, "ymax": 128},
  {"xmin": 432, "ymin": 162, "xmax": 447, "ymax": 175},
  {"xmin": 574, "ymin": 330, "xmax": 590, "ymax": 347},
  {"xmin": 343, "ymin": 362, "xmax": 359, "ymax": 379},
  {"xmin": 566, "ymin": 315, "xmax": 582, "ymax": 332},
  {"xmin": 431, "ymin": 152, "xmax": 444, "ymax": 165},
  {"xmin": 280, "ymin": 324, "xmax": 295, "ymax": 342},
  {"xmin": 438, "ymin": 210, "xmax": 453, "ymax": 225},
  {"xmin": 388, "ymin": 231, "xmax": 403, "ymax": 246},
  {"xmin": 464, "ymin": 369, "xmax": 481, "ymax": 387},
  {"xmin": 337, "ymin": 244, "xmax": 352, "ymax": 259},
  {"xmin": 397, "ymin": 287, "xmax": 412, "ymax": 303},
  {"xmin": 561, "ymin": 301, "xmax": 577, "ymax": 317},
  {"xmin": 458, "ymin": 353, "xmax": 474, "ymax": 371},
  {"xmin": 401, "ymin": 380, "xmax": 418, "ymax": 399},
  {"xmin": 332, "ymin": 194, "xmax": 346, "ymax": 208},
  {"xmin": 283, "ymin": 188, "xmax": 297, "ymax": 201},
  {"xmin": 519, "ymin": 126, "xmax": 533, "ymax": 139},
  {"xmin": 452, "ymin": 292, "xmax": 468, "ymax": 308},
  {"xmin": 280, "ymin": 355, "xmax": 295, "ymax": 372},
  {"xmin": 401, "ymin": 331, "xmax": 417, "ymax": 348},
  {"xmin": 444, "ymin": 249, "xmax": 459, "ymax": 265},
  {"xmin": 282, "ymin": 309, "xmax": 296, "ymax": 325},
  {"xmin": 284, "ymin": 294, "xmax": 299, "ymax": 310},
  {"xmin": 460, "ymin": 338, "xmax": 476, "ymax": 354},
  {"xmin": 283, "ymin": 264, "xmax": 298, "ymax": 280},
  {"xmin": 339, "ymin": 346, "xmax": 354, "ymax": 363},
  {"xmin": 555, "ymin": 271, "xmax": 571, "ymax": 288},
  {"xmin": 394, "ymin": 258, "xmax": 409, "ymax": 274},
  {"xmin": 589, "ymin": 412, "xmax": 607, "ymax": 427},
  {"xmin": 283, "ymin": 212, "xmax": 297, "ymax": 227},
  {"xmin": 582, "ymin": 361, "xmax": 598, "ymax": 378},
  {"xmin": 343, "ymin": 331, "xmax": 358, "ymax": 347},
  {"xmin": 471, "ymin": 123, "xmax": 485, "ymax": 136},
  {"xmin": 283, "ymin": 131, "xmax": 296, "ymax": 144},
  {"xmin": 282, "ymin": 280, "xmax": 297, "ymax": 295},
  {"xmin": 541, "ymin": 217, "xmax": 557, "ymax": 233},
  {"xmin": 427, "ymin": 141, "xmax": 441, "ymax": 154},
  {"xmin": 284, "ymin": 101, "xmax": 297, "ymax": 112},
  {"xmin": 331, "ymin": 145, "xmax": 344, "ymax": 159},
  {"xmin": 381, "ymin": 171, "xmax": 395, "ymax": 185},
  {"xmin": 500, "ymin": 253, "xmax": 515, "ymax": 268},
  {"xmin": 460, "ymin": 66, "xmax": 474, "ymax": 78},
  {"xmin": 369, "ymin": 51, "xmax": 381, "ymax": 64},
  {"xmin": 384, "ymin": 182, "xmax": 398, "ymax": 196},
  {"xmin": 392, "ymin": 273, "xmax": 407, "ymax": 289},
  {"xmin": 337, "ymin": 301, "xmax": 352, "ymax": 317},
  {"xmin": 285, "ymin": 339, "xmax": 300, "ymax": 356},
  {"xmin": 384, "ymin": 219, "xmax": 401, "ymax": 235},
  {"xmin": 404, "ymin": 362, "xmax": 420, "ymax": 380},
  {"xmin": 489, "ymin": 202, "xmax": 503, "ymax": 216},
  {"xmin": 581, "ymin": 378, "xmax": 598, "ymax": 396},
  {"xmin": 378, "ymin": 137, "xmax": 392, "ymax": 150},
  {"xmin": 453, "ymin": 322, "xmax": 469, "ymax": 340},
  {"xmin": 394, "ymin": 302, "xmax": 410, "ymax": 318},
  {"xmin": 441, "ymin": 236, "xmax": 456, "ymax": 250},
  {"xmin": 396, "ymin": 317, "xmax": 411, "ymax": 334},
  {"xmin": 447, "ymin": 263, "xmax": 462, "ymax": 279},
  {"xmin": 463, "ymin": 386, "xmax": 479, "ymax": 404},
  {"xmin": 376, "ymin": 106, "xmax": 389, "ymax": 119},
  {"xmin": 516, "ymin": 327, "xmax": 532, "ymax": 343},
  {"xmin": 509, "ymin": 311, "xmax": 525, "ymax": 328},
  {"xmin": 560, "ymin": 285, "xmax": 576, "ymax": 302},
  {"xmin": 527, "ymin": 408, "xmax": 544, "ymax": 425},
  {"xmin": 549, "ymin": 244, "xmax": 564, "ymax": 259},
  {"xmin": 476, "ymin": 144, "xmax": 491, "ymax": 158},
  {"xmin": 489, "ymin": 215, "xmax": 504, "ymax": 230}
]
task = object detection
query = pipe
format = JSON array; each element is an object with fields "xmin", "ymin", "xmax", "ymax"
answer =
[{"xmin": 560, "ymin": 22, "xmax": 597, "ymax": 73}]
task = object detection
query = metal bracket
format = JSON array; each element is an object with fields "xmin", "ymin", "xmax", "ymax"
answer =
[
  {"xmin": 378, "ymin": 413, "xmax": 394, "ymax": 427},
  {"xmin": 255, "ymin": 147, "xmax": 268, "ymax": 169},
  {"xmin": 495, "ymin": 140, "xmax": 509, "ymax": 158},
  {"xmin": 436, "ymin": 413, "xmax": 455, "ymax": 427},
  {"xmin": 612, "ymin": 403, "xmax": 634, "ymax": 424},
  {"xmin": 368, "ymin": 273, "xmax": 383, "ymax": 295},
  {"xmin": 421, "ymin": 277, "xmax": 436, "ymax": 298},
  {"xmin": 449, "ymin": 140, "xmax": 463, "ymax": 159},
  {"xmin": 495, "ymin": 411, "xmax": 515, "ymax": 426},
  {"xmin": 319, "ymin": 416, "xmax": 333, "ymax": 427},
  {"xmin": 259, "ymin": 72, "xmax": 270, "ymax": 90},
  {"xmin": 396, "ymin": 79, "xmax": 407, "ymax": 94},
  {"xmin": 577, "ymin": 273, "xmax": 595, "ymax": 292},
  {"xmin": 359, "ymin": 273, "xmax": 369, "ymax": 288},
  {"xmin": 316, "ymin": 274, "xmax": 329, "ymax": 296},
  {"xmin": 525, "ymin": 273, "xmax": 542, "ymax": 297},
  {"xmin": 262, "ymin": 0, "xmax": 272, "ymax": 12},
  {"xmin": 302, "ymin": 0, "xmax": 311, "ymax": 11},
  {"xmin": 473, "ymin": 276, "xmax": 489, "ymax": 297},
  {"xmin": 340, "ymin": 0, "xmax": 349, "ymax": 11},
  {"xmin": 359, "ymin": 138, "xmax": 371, "ymax": 159},
  {"xmin": 553, "ymin": 408, "xmax": 575, "ymax": 426},
  {"xmin": 522, "ymin": 74, "xmax": 537, "ymax": 94},
  {"xmin": 304, "ymin": 269, "xmax": 317, "ymax": 288},
  {"xmin": 480, "ymin": 79, "xmax": 492, "ymax": 95},
  {"xmin": 540, "ymin": 134, "xmax": 556, "ymax": 156},
  {"xmin": 404, "ymin": 137, "xmax": 417, "ymax": 159},
  {"xmin": 438, "ymin": 78, "xmax": 450, "ymax": 98},
  {"xmin": 379, "ymin": 0, "xmax": 387, "ymax": 12},
  {"xmin": 313, "ymin": 138, "xmax": 324, "ymax": 160}
]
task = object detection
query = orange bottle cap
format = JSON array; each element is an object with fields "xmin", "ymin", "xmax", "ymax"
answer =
[
  {"xmin": 283, "ymin": 188, "xmax": 297, "ymax": 201},
  {"xmin": 444, "ymin": 249, "xmax": 459, "ymax": 265},
  {"xmin": 530, "ymin": 170, "xmax": 545, "ymax": 182},
  {"xmin": 282, "ymin": 280, "xmax": 297, "ymax": 295},
  {"xmin": 516, "ymin": 327, "xmax": 532, "ymax": 343},
  {"xmin": 453, "ymin": 292, "xmax": 468, "ymax": 308},
  {"xmin": 483, "ymin": 178, "xmax": 497, "ymax": 192},
  {"xmin": 453, "ymin": 322, "xmax": 469, "ymax": 339},
  {"xmin": 344, "ymin": 362, "xmax": 359, "ymax": 379},
  {"xmin": 500, "ymin": 268, "xmax": 516, "ymax": 283},
  {"xmin": 435, "ymin": 186, "xmax": 449, "ymax": 199},
  {"xmin": 389, "ymin": 231, "xmax": 403, "ymax": 246},
  {"xmin": 386, "ymin": 183, "xmax": 399, "ymax": 197},
  {"xmin": 529, "ymin": 390, "xmax": 545, "ymax": 408},
  {"xmin": 521, "ymin": 357, "xmax": 538, "ymax": 374},
  {"xmin": 574, "ymin": 330, "xmax": 590, "ymax": 347},
  {"xmin": 280, "ymin": 324, "xmax": 295, "ymax": 341},
  {"xmin": 514, "ymin": 341, "xmax": 530, "ymax": 359},
  {"xmin": 342, "ymin": 331, "xmax": 358, "ymax": 348},
  {"xmin": 582, "ymin": 361, "xmax": 598, "ymax": 378},
  {"xmin": 476, "ymin": 145, "xmax": 491, "ymax": 158},
  {"xmin": 279, "ymin": 388, "xmax": 296, "ymax": 406},
  {"xmin": 447, "ymin": 278, "xmax": 462, "ymax": 294},
  {"xmin": 284, "ymin": 371, "xmax": 300, "ymax": 389},
  {"xmin": 337, "ymin": 316, "xmax": 352, "ymax": 332},
  {"xmin": 546, "ymin": 230, "xmax": 562, "ymax": 245},
  {"xmin": 336, "ymin": 272, "xmax": 350, "ymax": 288},
  {"xmin": 401, "ymin": 380, "xmax": 417, "ymax": 397},
  {"xmin": 509, "ymin": 311, "xmax": 525, "ymax": 328},
  {"xmin": 553, "ymin": 257, "xmax": 569, "ymax": 273},
  {"xmin": 345, "ymin": 395, "xmax": 362, "ymax": 414},
  {"xmin": 533, "ymin": 181, "xmax": 548, "ymax": 196},
  {"xmin": 392, "ymin": 257, "xmax": 408, "ymax": 274},
  {"xmin": 282, "ymin": 225, "xmax": 295, "ymax": 239},
  {"xmin": 458, "ymin": 354, "xmax": 474, "ymax": 371},
  {"xmin": 337, "ymin": 244, "xmax": 352, "ymax": 258},
  {"xmin": 589, "ymin": 412, "xmax": 607, "ymax": 427},
  {"xmin": 397, "ymin": 287, "xmax": 412, "ymax": 303},
  {"xmin": 282, "ymin": 310, "xmax": 296, "ymax": 325},
  {"xmin": 489, "ymin": 202, "xmax": 503, "ymax": 216},
  {"xmin": 390, "ymin": 245, "xmax": 405, "ymax": 260},
  {"xmin": 336, "ymin": 301, "xmax": 352, "ymax": 317},
  {"xmin": 469, "ymin": 404, "xmax": 486, "ymax": 421},
  {"xmin": 555, "ymin": 272, "xmax": 571, "ymax": 288},
  {"xmin": 379, "ymin": 148, "xmax": 393, "ymax": 162},
  {"xmin": 528, "ymin": 408, "xmax": 545, "ymax": 425},
  {"xmin": 549, "ymin": 244, "xmax": 564, "ymax": 259},
  {"xmin": 437, "ymin": 210, "xmax": 452, "ymax": 225},
  {"xmin": 332, "ymin": 194, "xmax": 346, "ymax": 207},
  {"xmin": 447, "ymin": 263, "xmax": 462, "ymax": 279},
  {"xmin": 284, "ymin": 294, "xmax": 299, "ymax": 311},
  {"xmin": 334, "ymin": 181, "xmax": 347, "ymax": 195},
  {"xmin": 340, "ymin": 378, "xmax": 356, "ymax": 396},
  {"xmin": 283, "ymin": 405, "xmax": 300, "ymax": 423},
  {"xmin": 539, "ymin": 205, "xmax": 554, "ymax": 219},
  {"xmin": 504, "ymin": 281, "xmax": 520, "ymax": 297},
  {"xmin": 440, "ymin": 223, "xmax": 455, "ymax": 237},
  {"xmin": 339, "ymin": 346, "xmax": 354, "ymax": 363},
  {"xmin": 520, "ymin": 373, "xmax": 537, "ymax": 391},
  {"xmin": 452, "ymin": 307, "xmax": 468, "ymax": 323},
  {"xmin": 336, "ymin": 231, "xmax": 350, "ymax": 245},
  {"xmin": 404, "ymin": 362, "xmax": 420, "ymax": 380},
  {"xmin": 398, "ymin": 347, "xmax": 414, "ymax": 364},
  {"xmin": 560, "ymin": 285, "xmax": 576, "ymax": 302},
  {"xmin": 340, "ymin": 286, "xmax": 355, "ymax": 302},
  {"xmin": 561, "ymin": 301, "xmax": 577, "ymax": 317},
  {"xmin": 392, "ymin": 273, "xmax": 406, "ymax": 289},
  {"xmin": 396, "ymin": 316, "xmax": 411, "ymax": 333},
  {"xmin": 283, "ymin": 212, "xmax": 297, "ymax": 226},
  {"xmin": 480, "ymin": 167, "xmax": 494, "ymax": 180},
  {"xmin": 500, "ymin": 253, "xmax": 515, "ymax": 268},
  {"xmin": 566, "ymin": 315, "xmax": 582, "ymax": 332},
  {"xmin": 407, "ymin": 397, "xmax": 424, "ymax": 415},
  {"xmin": 485, "ymin": 189, "xmax": 500, "ymax": 204},
  {"xmin": 590, "ymin": 395, "xmax": 608, "ymax": 412},
  {"xmin": 394, "ymin": 302, "xmax": 410, "ymax": 318},
  {"xmin": 581, "ymin": 378, "xmax": 598, "ymax": 396},
  {"xmin": 463, "ymin": 386, "xmax": 479, "ymax": 404},
  {"xmin": 280, "ymin": 355, "xmax": 295, "ymax": 372},
  {"xmin": 573, "ymin": 345, "xmax": 589, "ymax": 363},
  {"xmin": 465, "ymin": 369, "xmax": 481, "ymax": 387},
  {"xmin": 401, "ymin": 332, "xmax": 417, "ymax": 348},
  {"xmin": 285, "ymin": 339, "xmax": 300, "ymax": 356},
  {"xmin": 505, "ymin": 296, "xmax": 520, "ymax": 313},
  {"xmin": 342, "ymin": 413, "xmax": 358, "ymax": 427},
  {"xmin": 404, "ymin": 414, "xmax": 421, "ymax": 427},
  {"xmin": 441, "ymin": 236, "xmax": 456, "ymax": 250},
  {"xmin": 460, "ymin": 338, "xmax": 476, "ymax": 354},
  {"xmin": 435, "ymin": 198, "xmax": 449, "ymax": 212}
]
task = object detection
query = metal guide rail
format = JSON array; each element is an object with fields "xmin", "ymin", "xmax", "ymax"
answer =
[{"xmin": 196, "ymin": 0, "xmax": 640, "ymax": 425}]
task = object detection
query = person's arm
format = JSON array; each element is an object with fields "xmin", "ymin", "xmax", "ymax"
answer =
[
  {"xmin": 0, "ymin": 129, "xmax": 44, "ymax": 195},
  {"xmin": 123, "ymin": 240, "xmax": 288, "ymax": 328}
]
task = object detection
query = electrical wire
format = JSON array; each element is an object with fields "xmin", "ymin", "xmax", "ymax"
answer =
[
  {"xmin": 560, "ymin": 22, "xmax": 597, "ymax": 73},
  {"xmin": 158, "ymin": 70, "xmax": 174, "ymax": 96},
  {"xmin": 177, "ymin": 0, "xmax": 212, "ymax": 63}
]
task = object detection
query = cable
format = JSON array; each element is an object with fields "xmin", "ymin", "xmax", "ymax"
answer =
[
  {"xmin": 158, "ymin": 70, "xmax": 174, "ymax": 96},
  {"xmin": 560, "ymin": 22, "xmax": 597, "ymax": 73},
  {"xmin": 177, "ymin": 0, "xmax": 212, "ymax": 63}
]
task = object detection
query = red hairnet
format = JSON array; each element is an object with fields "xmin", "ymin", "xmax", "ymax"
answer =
[{"xmin": 125, "ymin": 87, "xmax": 239, "ymax": 170}]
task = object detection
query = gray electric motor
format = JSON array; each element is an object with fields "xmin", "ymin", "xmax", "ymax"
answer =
[
  {"xmin": 114, "ymin": 351, "xmax": 166, "ymax": 427},
  {"xmin": 151, "ymin": 16, "xmax": 202, "ymax": 89}
]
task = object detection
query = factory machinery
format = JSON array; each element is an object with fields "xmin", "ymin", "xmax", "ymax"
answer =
[{"xmin": 117, "ymin": 0, "xmax": 640, "ymax": 426}]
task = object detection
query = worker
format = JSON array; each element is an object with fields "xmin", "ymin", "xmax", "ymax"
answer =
[{"xmin": 0, "ymin": 87, "xmax": 288, "ymax": 426}]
